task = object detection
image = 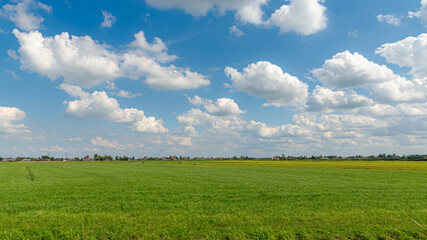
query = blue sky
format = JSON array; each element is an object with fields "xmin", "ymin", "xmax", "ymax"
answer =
[{"xmin": 1, "ymin": 0, "xmax": 427, "ymax": 157}]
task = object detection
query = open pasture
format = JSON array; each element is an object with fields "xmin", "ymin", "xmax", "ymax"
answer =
[{"xmin": 0, "ymin": 161, "xmax": 426, "ymax": 239}]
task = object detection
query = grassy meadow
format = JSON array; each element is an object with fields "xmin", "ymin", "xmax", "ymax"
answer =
[{"xmin": 0, "ymin": 161, "xmax": 426, "ymax": 239}]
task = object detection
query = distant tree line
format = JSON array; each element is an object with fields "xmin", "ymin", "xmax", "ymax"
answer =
[{"xmin": 1, "ymin": 153, "xmax": 426, "ymax": 162}]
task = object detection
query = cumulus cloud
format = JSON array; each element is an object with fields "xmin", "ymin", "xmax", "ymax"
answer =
[
  {"xmin": 204, "ymin": 98, "xmax": 246, "ymax": 116},
  {"xmin": 0, "ymin": 106, "xmax": 30, "ymax": 134},
  {"xmin": 376, "ymin": 14, "xmax": 401, "ymax": 26},
  {"xmin": 146, "ymin": 0, "xmax": 327, "ymax": 35},
  {"xmin": 370, "ymin": 33, "xmax": 427, "ymax": 103},
  {"xmin": 307, "ymin": 86, "xmax": 374, "ymax": 112},
  {"xmin": 59, "ymin": 84, "xmax": 168, "ymax": 133},
  {"xmin": 177, "ymin": 108, "xmax": 246, "ymax": 134},
  {"xmin": 116, "ymin": 90, "xmax": 141, "ymax": 98},
  {"xmin": 12, "ymin": 29, "xmax": 209, "ymax": 89},
  {"xmin": 91, "ymin": 136, "xmax": 120, "ymax": 149},
  {"xmin": 249, "ymin": 112, "xmax": 387, "ymax": 139},
  {"xmin": 359, "ymin": 102, "xmax": 427, "ymax": 118},
  {"xmin": 311, "ymin": 51, "xmax": 397, "ymax": 89},
  {"xmin": 372, "ymin": 77, "xmax": 427, "ymax": 103},
  {"xmin": 100, "ymin": 10, "xmax": 116, "ymax": 28},
  {"xmin": 408, "ymin": 0, "xmax": 427, "ymax": 27},
  {"xmin": 1, "ymin": 0, "xmax": 51, "ymax": 31},
  {"xmin": 375, "ymin": 33, "xmax": 427, "ymax": 79},
  {"xmin": 187, "ymin": 95, "xmax": 246, "ymax": 116},
  {"xmin": 247, "ymin": 120, "xmax": 308, "ymax": 138},
  {"xmin": 266, "ymin": 0, "xmax": 327, "ymax": 35},
  {"xmin": 166, "ymin": 135, "xmax": 192, "ymax": 147},
  {"xmin": 145, "ymin": 0, "xmax": 267, "ymax": 25},
  {"xmin": 225, "ymin": 61, "xmax": 308, "ymax": 107}
]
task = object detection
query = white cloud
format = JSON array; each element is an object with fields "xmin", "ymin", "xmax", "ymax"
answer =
[
  {"xmin": 372, "ymin": 77, "xmax": 427, "ymax": 103},
  {"xmin": 91, "ymin": 136, "xmax": 120, "ymax": 149},
  {"xmin": 408, "ymin": 0, "xmax": 427, "ymax": 27},
  {"xmin": 266, "ymin": 0, "xmax": 327, "ymax": 35},
  {"xmin": 166, "ymin": 135, "xmax": 192, "ymax": 147},
  {"xmin": 225, "ymin": 61, "xmax": 308, "ymax": 107},
  {"xmin": 307, "ymin": 86, "xmax": 374, "ymax": 112},
  {"xmin": 146, "ymin": 0, "xmax": 327, "ymax": 35},
  {"xmin": 59, "ymin": 83, "xmax": 90, "ymax": 98},
  {"xmin": 177, "ymin": 125, "xmax": 197, "ymax": 136},
  {"xmin": 100, "ymin": 10, "xmax": 116, "ymax": 28},
  {"xmin": 187, "ymin": 95, "xmax": 212, "ymax": 106},
  {"xmin": 357, "ymin": 104, "xmax": 400, "ymax": 118},
  {"xmin": 145, "ymin": 0, "xmax": 267, "ymax": 25},
  {"xmin": 116, "ymin": 90, "xmax": 141, "ymax": 98},
  {"xmin": 229, "ymin": 25, "xmax": 244, "ymax": 37},
  {"xmin": 13, "ymin": 29, "xmax": 121, "ymax": 88},
  {"xmin": 177, "ymin": 108, "xmax": 246, "ymax": 133},
  {"xmin": 1, "ymin": 0, "xmax": 51, "ymax": 31},
  {"xmin": 13, "ymin": 29, "xmax": 210, "ymax": 90},
  {"xmin": 247, "ymin": 120, "xmax": 309, "ymax": 138},
  {"xmin": 60, "ymin": 84, "xmax": 168, "ymax": 134},
  {"xmin": 40, "ymin": 145, "xmax": 65, "ymax": 153},
  {"xmin": 204, "ymin": 98, "xmax": 246, "ymax": 116},
  {"xmin": 246, "ymin": 111, "xmax": 388, "ymax": 140},
  {"xmin": 371, "ymin": 33, "xmax": 427, "ymax": 103},
  {"xmin": 0, "ymin": 106, "xmax": 30, "ymax": 134},
  {"xmin": 187, "ymin": 95, "xmax": 246, "ymax": 116},
  {"xmin": 64, "ymin": 137, "xmax": 83, "ymax": 142},
  {"xmin": 375, "ymin": 33, "xmax": 427, "ymax": 79},
  {"xmin": 376, "ymin": 14, "xmax": 401, "ymax": 26},
  {"xmin": 311, "ymin": 51, "xmax": 397, "ymax": 89},
  {"xmin": 127, "ymin": 31, "xmax": 177, "ymax": 63}
]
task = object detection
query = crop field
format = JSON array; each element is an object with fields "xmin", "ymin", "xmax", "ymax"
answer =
[{"xmin": 0, "ymin": 161, "xmax": 426, "ymax": 239}]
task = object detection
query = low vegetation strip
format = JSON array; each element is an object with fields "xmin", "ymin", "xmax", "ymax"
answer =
[
  {"xmin": 0, "ymin": 162, "xmax": 425, "ymax": 239},
  {"xmin": 146, "ymin": 160, "xmax": 427, "ymax": 171}
]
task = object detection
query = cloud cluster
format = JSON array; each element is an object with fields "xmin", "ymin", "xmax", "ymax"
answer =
[
  {"xmin": 0, "ymin": 106, "xmax": 30, "ymax": 134},
  {"xmin": 266, "ymin": 0, "xmax": 327, "ymax": 35},
  {"xmin": 311, "ymin": 51, "xmax": 397, "ymax": 89},
  {"xmin": 409, "ymin": 0, "xmax": 427, "ymax": 27},
  {"xmin": 176, "ymin": 32, "xmax": 427, "ymax": 155},
  {"xmin": 225, "ymin": 61, "xmax": 308, "ymax": 107},
  {"xmin": 100, "ymin": 11, "xmax": 116, "ymax": 28},
  {"xmin": 306, "ymin": 86, "xmax": 374, "ymax": 112},
  {"xmin": 145, "ymin": 0, "xmax": 328, "ymax": 35},
  {"xmin": 145, "ymin": 0, "xmax": 268, "ymax": 25},
  {"xmin": 12, "ymin": 29, "xmax": 210, "ymax": 90},
  {"xmin": 60, "ymin": 84, "xmax": 168, "ymax": 134},
  {"xmin": 1, "ymin": 0, "xmax": 51, "ymax": 31},
  {"xmin": 91, "ymin": 136, "xmax": 120, "ymax": 149},
  {"xmin": 376, "ymin": 33, "xmax": 427, "ymax": 79},
  {"xmin": 116, "ymin": 90, "xmax": 142, "ymax": 98},
  {"xmin": 178, "ymin": 96, "xmax": 247, "ymax": 135},
  {"xmin": 376, "ymin": 14, "xmax": 401, "ymax": 26},
  {"xmin": 187, "ymin": 95, "xmax": 246, "ymax": 116}
]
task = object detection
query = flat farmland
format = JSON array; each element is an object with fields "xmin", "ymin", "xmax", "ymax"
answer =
[{"xmin": 0, "ymin": 161, "xmax": 426, "ymax": 239}]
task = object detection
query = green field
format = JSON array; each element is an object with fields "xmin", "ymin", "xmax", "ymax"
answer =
[{"xmin": 0, "ymin": 161, "xmax": 426, "ymax": 239}]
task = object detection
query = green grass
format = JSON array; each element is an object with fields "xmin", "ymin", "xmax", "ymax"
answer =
[
  {"xmin": 145, "ymin": 160, "xmax": 427, "ymax": 171},
  {"xmin": 0, "ymin": 161, "xmax": 426, "ymax": 239}
]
